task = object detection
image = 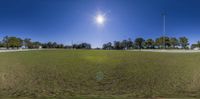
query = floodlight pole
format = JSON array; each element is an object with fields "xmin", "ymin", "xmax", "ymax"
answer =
[{"xmin": 162, "ymin": 13, "xmax": 166, "ymax": 49}]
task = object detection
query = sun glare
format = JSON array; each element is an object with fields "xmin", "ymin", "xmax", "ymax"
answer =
[{"xmin": 96, "ymin": 14, "xmax": 105, "ymax": 25}]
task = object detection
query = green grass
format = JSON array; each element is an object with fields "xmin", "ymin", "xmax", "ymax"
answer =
[{"xmin": 0, "ymin": 50, "xmax": 200, "ymax": 98}]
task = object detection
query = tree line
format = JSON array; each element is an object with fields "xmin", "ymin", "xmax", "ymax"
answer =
[
  {"xmin": 0, "ymin": 36, "xmax": 91, "ymax": 49},
  {"xmin": 102, "ymin": 36, "xmax": 199, "ymax": 50},
  {"xmin": 191, "ymin": 41, "xmax": 200, "ymax": 49},
  {"xmin": 0, "ymin": 36, "xmax": 199, "ymax": 50}
]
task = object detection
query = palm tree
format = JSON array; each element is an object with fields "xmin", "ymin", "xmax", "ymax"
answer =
[
  {"xmin": 179, "ymin": 37, "xmax": 189, "ymax": 49},
  {"xmin": 170, "ymin": 37, "xmax": 179, "ymax": 49},
  {"xmin": 155, "ymin": 37, "xmax": 163, "ymax": 49},
  {"xmin": 135, "ymin": 38, "xmax": 145, "ymax": 49},
  {"xmin": 145, "ymin": 39, "xmax": 155, "ymax": 49}
]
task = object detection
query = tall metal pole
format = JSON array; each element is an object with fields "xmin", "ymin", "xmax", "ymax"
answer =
[{"xmin": 162, "ymin": 13, "xmax": 166, "ymax": 49}]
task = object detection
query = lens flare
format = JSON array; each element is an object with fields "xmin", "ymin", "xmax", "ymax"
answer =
[{"xmin": 95, "ymin": 14, "xmax": 105, "ymax": 25}]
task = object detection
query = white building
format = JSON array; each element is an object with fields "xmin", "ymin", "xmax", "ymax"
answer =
[{"xmin": 193, "ymin": 47, "xmax": 200, "ymax": 50}]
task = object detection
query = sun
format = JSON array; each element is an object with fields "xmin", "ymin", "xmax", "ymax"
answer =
[{"xmin": 95, "ymin": 14, "xmax": 105, "ymax": 25}]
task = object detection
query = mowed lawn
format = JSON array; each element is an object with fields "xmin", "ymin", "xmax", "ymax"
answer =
[{"xmin": 0, "ymin": 50, "xmax": 200, "ymax": 99}]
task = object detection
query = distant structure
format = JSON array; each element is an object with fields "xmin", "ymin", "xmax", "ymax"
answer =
[
  {"xmin": 193, "ymin": 47, "xmax": 200, "ymax": 50},
  {"xmin": 39, "ymin": 46, "xmax": 42, "ymax": 49}
]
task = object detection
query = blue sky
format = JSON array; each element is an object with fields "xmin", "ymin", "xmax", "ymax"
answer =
[{"xmin": 0, "ymin": 0, "xmax": 200, "ymax": 48}]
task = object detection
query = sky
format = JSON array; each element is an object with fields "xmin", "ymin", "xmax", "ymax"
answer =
[{"xmin": 0, "ymin": 0, "xmax": 200, "ymax": 48}]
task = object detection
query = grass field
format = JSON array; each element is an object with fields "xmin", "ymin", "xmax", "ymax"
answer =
[{"xmin": 0, "ymin": 50, "xmax": 200, "ymax": 99}]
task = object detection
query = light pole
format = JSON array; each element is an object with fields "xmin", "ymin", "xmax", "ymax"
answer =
[{"xmin": 162, "ymin": 12, "xmax": 166, "ymax": 49}]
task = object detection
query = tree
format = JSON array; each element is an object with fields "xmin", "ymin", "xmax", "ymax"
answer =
[
  {"xmin": 7, "ymin": 37, "xmax": 23, "ymax": 49},
  {"xmin": 56, "ymin": 44, "xmax": 64, "ymax": 48},
  {"xmin": 191, "ymin": 41, "xmax": 200, "ymax": 49},
  {"xmin": 170, "ymin": 37, "xmax": 179, "ymax": 49},
  {"xmin": 65, "ymin": 45, "xmax": 73, "ymax": 49},
  {"xmin": 191, "ymin": 44, "xmax": 198, "ymax": 49},
  {"xmin": 145, "ymin": 39, "xmax": 155, "ymax": 49},
  {"xmin": 81, "ymin": 43, "xmax": 91, "ymax": 49},
  {"xmin": 72, "ymin": 43, "xmax": 91, "ymax": 49},
  {"xmin": 41, "ymin": 42, "xmax": 64, "ymax": 49},
  {"xmin": 3, "ymin": 36, "xmax": 9, "ymax": 49},
  {"xmin": 47, "ymin": 42, "xmax": 53, "ymax": 48},
  {"xmin": 72, "ymin": 44, "xmax": 78, "ymax": 49},
  {"xmin": 155, "ymin": 37, "xmax": 163, "ymax": 49},
  {"xmin": 164, "ymin": 36, "xmax": 171, "ymax": 48},
  {"xmin": 159, "ymin": 36, "xmax": 170, "ymax": 48},
  {"xmin": 24, "ymin": 38, "xmax": 32, "ymax": 48},
  {"xmin": 155, "ymin": 36, "xmax": 171, "ymax": 49},
  {"xmin": 41, "ymin": 43, "xmax": 48, "ymax": 48},
  {"xmin": 121, "ymin": 40, "xmax": 128, "ymax": 50},
  {"xmin": 179, "ymin": 37, "xmax": 189, "ymax": 49},
  {"xmin": 198, "ymin": 41, "xmax": 200, "ymax": 47},
  {"xmin": 113, "ymin": 41, "xmax": 121, "ymax": 50},
  {"xmin": 135, "ymin": 38, "xmax": 145, "ymax": 49},
  {"xmin": 102, "ymin": 42, "xmax": 112, "ymax": 50},
  {"xmin": 0, "ymin": 41, "xmax": 4, "ymax": 47},
  {"xmin": 127, "ymin": 38, "xmax": 133, "ymax": 49},
  {"xmin": 52, "ymin": 42, "xmax": 57, "ymax": 48},
  {"xmin": 32, "ymin": 41, "xmax": 41, "ymax": 48}
]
